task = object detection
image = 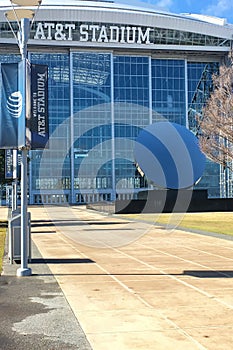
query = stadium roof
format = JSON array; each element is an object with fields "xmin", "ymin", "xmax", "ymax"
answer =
[{"xmin": 0, "ymin": 0, "xmax": 232, "ymax": 51}]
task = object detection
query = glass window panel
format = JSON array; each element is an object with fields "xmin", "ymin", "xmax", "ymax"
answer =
[
  {"xmin": 72, "ymin": 52, "xmax": 112, "ymax": 191},
  {"xmin": 152, "ymin": 59, "xmax": 186, "ymax": 125},
  {"xmin": 30, "ymin": 53, "xmax": 71, "ymax": 190}
]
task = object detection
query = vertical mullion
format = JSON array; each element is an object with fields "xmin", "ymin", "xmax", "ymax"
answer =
[{"xmin": 70, "ymin": 51, "xmax": 75, "ymax": 203}]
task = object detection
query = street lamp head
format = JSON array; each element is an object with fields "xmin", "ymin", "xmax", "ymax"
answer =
[
  {"xmin": 6, "ymin": 0, "xmax": 42, "ymax": 22},
  {"xmin": 10, "ymin": 0, "xmax": 42, "ymax": 6},
  {"xmin": 4, "ymin": 0, "xmax": 42, "ymax": 52},
  {"xmin": 5, "ymin": 9, "xmax": 34, "ymax": 21}
]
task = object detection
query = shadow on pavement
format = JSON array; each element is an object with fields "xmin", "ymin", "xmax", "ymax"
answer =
[
  {"xmin": 35, "ymin": 271, "xmax": 233, "ymax": 278},
  {"xmin": 183, "ymin": 270, "xmax": 233, "ymax": 278},
  {"xmin": 31, "ymin": 220, "xmax": 132, "ymax": 227},
  {"xmin": 31, "ymin": 258, "xmax": 95, "ymax": 264}
]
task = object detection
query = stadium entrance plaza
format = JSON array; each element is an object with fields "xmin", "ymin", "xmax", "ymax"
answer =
[{"xmin": 4, "ymin": 205, "xmax": 233, "ymax": 349}]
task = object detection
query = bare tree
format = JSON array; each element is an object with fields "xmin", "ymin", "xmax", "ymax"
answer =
[{"xmin": 197, "ymin": 53, "xmax": 233, "ymax": 171}]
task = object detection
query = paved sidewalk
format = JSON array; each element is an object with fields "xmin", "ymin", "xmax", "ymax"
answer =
[
  {"xmin": 0, "ymin": 206, "xmax": 92, "ymax": 350},
  {"xmin": 2, "ymin": 205, "xmax": 233, "ymax": 349}
]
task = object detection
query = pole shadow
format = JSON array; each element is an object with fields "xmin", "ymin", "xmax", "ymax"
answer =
[{"xmin": 30, "ymin": 258, "xmax": 95, "ymax": 264}]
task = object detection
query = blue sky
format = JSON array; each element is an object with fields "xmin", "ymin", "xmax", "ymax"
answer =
[{"xmin": 118, "ymin": 0, "xmax": 233, "ymax": 24}]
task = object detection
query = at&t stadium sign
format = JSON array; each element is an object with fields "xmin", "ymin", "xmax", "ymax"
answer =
[{"xmin": 34, "ymin": 22, "xmax": 152, "ymax": 44}]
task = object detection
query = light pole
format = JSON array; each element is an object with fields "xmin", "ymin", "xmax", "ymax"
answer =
[{"xmin": 5, "ymin": 0, "xmax": 42, "ymax": 276}]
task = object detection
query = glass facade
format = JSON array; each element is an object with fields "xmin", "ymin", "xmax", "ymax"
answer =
[
  {"xmin": 30, "ymin": 53, "xmax": 71, "ymax": 203},
  {"xmin": 0, "ymin": 52, "xmax": 222, "ymax": 203},
  {"xmin": 72, "ymin": 53, "xmax": 112, "ymax": 203},
  {"xmin": 113, "ymin": 56, "xmax": 150, "ymax": 197},
  {"xmin": 187, "ymin": 62, "xmax": 220, "ymax": 197},
  {"xmin": 152, "ymin": 59, "xmax": 186, "ymax": 125}
]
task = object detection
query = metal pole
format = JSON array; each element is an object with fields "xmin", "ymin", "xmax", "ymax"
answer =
[
  {"xmin": 12, "ymin": 149, "xmax": 18, "ymax": 211},
  {"xmin": 17, "ymin": 18, "xmax": 31, "ymax": 276},
  {"xmin": 12, "ymin": 181, "xmax": 16, "ymax": 212},
  {"xmin": 17, "ymin": 148, "xmax": 30, "ymax": 276}
]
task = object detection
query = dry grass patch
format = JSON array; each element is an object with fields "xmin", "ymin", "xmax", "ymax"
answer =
[{"xmin": 121, "ymin": 212, "xmax": 233, "ymax": 236}]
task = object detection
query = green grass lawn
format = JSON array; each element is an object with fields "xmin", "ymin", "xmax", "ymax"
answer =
[
  {"xmin": 0, "ymin": 228, "xmax": 6, "ymax": 274},
  {"xmin": 121, "ymin": 212, "xmax": 233, "ymax": 236}
]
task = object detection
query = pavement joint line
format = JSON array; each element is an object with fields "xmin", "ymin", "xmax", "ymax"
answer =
[
  {"xmin": 176, "ymin": 231, "xmax": 233, "ymax": 250},
  {"xmin": 1, "ymin": 234, "xmax": 93, "ymax": 349},
  {"xmin": 172, "ymin": 244, "xmax": 233, "ymax": 262},
  {"xmin": 135, "ymin": 241, "xmax": 233, "ymax": 278},
  {"xmin": 103, "ymin": 236, "xmax": 233, "ymax": 311},
  {"xmin": 142, "ymin": 231, "xmax": 233, "ymax": 269},
  {"xmin": 17, "ymin": 206, "xmax": 233, "ymax": 349},
  {"xmin": 181, "ymin": 324, "xmax": 233, "ymax": 330},
  {"xmin": 46, "ymin": 208, "xmax": 233, "ymax": 308},
  {"xmin": 55, "ymin": 234, "xmax": 154, "ymax": 309},
  {"xmin": 52, "ymin": 232, "xmax": 209, "ymax": 350}
]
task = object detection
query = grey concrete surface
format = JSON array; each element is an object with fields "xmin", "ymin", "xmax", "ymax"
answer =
[
  {"xmin": 0, "ymin": 223, "xmax": 92, "ymax": 350},
  {"xmin": 2, "ymin": 205, "xmax": 233, "ymax": 349}
]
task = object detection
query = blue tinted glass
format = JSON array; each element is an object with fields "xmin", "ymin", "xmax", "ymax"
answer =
[
  {"xmin": 187, "ymin": 62, "xmax": 206, "ymax": 103},
  {"xmin": 0, "ymin": 52, "xmax": 222, "ymax": 201},
  {"xmin": 72, "ymin": 53, "xmax": 112, "ymax": 189},
  {"xmin": 30, "ymin": 53, "xmax": 71, "ymax": 190},
  {"xmin": 114, "ymin": 55, "xmax": 149, "ymax": 107},
  {"xmin": 187, "ymin": 61, "xmax": 220, "ymax": 197},
  {"xmin": 0, "ymin": 54, "xmax": 21, "ymax": 63},
  {"xmin": 151, "ymin": 59, "xmax": 186, "ymax": 125},
  {"xmin": 113, "ymin": 56, "xmax": 150, "ymax": 185}
]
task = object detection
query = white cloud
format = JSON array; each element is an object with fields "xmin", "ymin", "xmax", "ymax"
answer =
[
  {"xmin": 204, "ymin": 0, "xmax": 233, "ymax": 18},
  {"xmin": 143, "ymin": 0, "xmax": 173, "ymax": 11},
  {"xmin": 155, "ymin": 0, "xmax": 173, "ymax": 8},
  {"xmin": 116, "ymin": 0, "xmax": 173, "ymax": 12}
]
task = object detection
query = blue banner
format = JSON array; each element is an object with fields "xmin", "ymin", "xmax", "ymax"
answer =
[
  {"xmin": 0, "ymin": 62, "xmax": 48, "ymax": 150},
  {"xmin": 1, "ymin": 63, "xmax": 19, "ymax": 148},
  {"xmin": 0, "ymin": 62, "xmax": 25, "ymax": 149},
  {"xmin": 18, "ymin": 60, "xmax": 26, "ymax": 148},
  {"xmin": 31, "ymin": 64, "xmax": 49, "ymax": 149}
]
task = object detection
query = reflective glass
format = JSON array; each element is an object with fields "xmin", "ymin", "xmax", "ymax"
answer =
[
  {"xmin": 152, "ymin": 59, "xmax": 186, "ymax": 125},
  {"xmin": 0, "ymin": 53, "xmax": 226, "ymax": 201},
  {"xmin": 30, "ymin": 53, "xmax": 70, "ymax": 191},
  {"xmin": 113, "ymin": 56, "xmax": 150, "ymax": 189},
  {"xmin": 72, "ymin": 53, "xmax": 112, "ymax": 192},
  {"xmin": 187, "ymin": 61, "xmax": 220, "ymax": 197}
]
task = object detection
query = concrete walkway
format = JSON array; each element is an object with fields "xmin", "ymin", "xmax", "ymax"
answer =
[{"xmin": 2, "ymin": 205, "xmax": 233, "ymax": 349}]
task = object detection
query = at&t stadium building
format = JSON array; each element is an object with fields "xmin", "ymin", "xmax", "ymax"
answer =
[{"xmin": 0, "ymin": 0, "xmax": 233, "ymax": 205}]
